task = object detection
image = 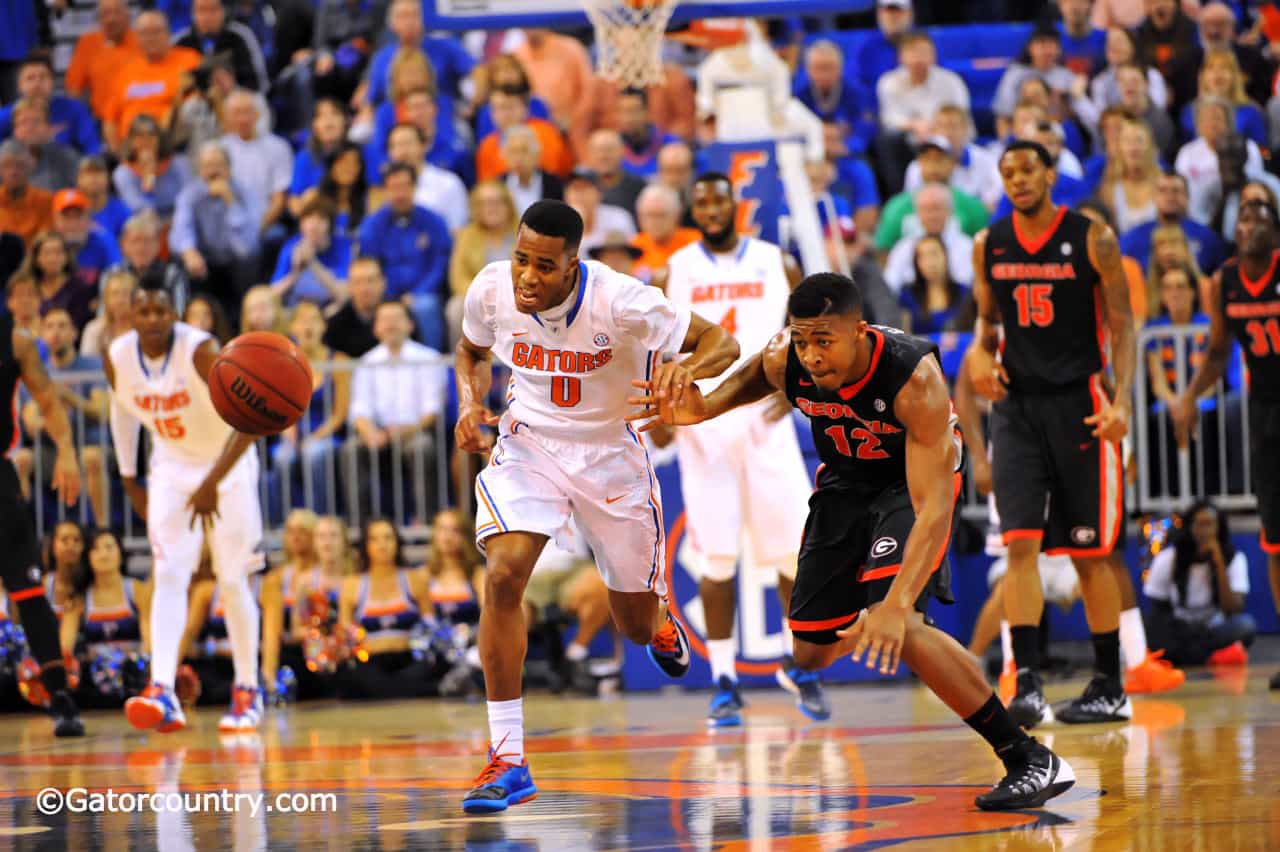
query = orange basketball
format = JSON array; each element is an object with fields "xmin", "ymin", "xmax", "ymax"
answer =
[{"xmin": 208, "ymin": 331, "xmax": 313, "ymax": 436}]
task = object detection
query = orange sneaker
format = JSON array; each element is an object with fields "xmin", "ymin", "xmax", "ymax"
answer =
[
  {"xmin": 1124, "ymin": 650, "xmax": 1185, "ymax": 694},
  {"xmin": 998, "ymin": 661, "xmax": 1016, "ymax": 704},
  {"xmin": 1207, "ymin": 641, "xmax": 1248, "ymax": 666},
  {"xmin": 125, "ymin": 683, "xmax": 187, "ymax": 733}
]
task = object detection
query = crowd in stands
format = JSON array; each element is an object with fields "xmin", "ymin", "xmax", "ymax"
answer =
[{"xmin": 1, "ymin": 0, "xmax": 1278, "ymax": 706}]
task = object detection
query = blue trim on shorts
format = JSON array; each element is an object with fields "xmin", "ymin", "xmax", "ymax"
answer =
[{"xmin": 476, "ymin": 472, "xmax": 509, "ymax": 532}]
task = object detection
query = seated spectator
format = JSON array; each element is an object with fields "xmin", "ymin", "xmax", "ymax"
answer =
[
  {"xmin": 1208, "ymin": 134, "xmax": 1280, "ymax": 243},
  {"xmin": 102, "ymin": 12, "xmax": 201, "ymax": 152},
  {"xmin": 993, "ymin": 26, "xmax": 1079, "ymax": 139},
  {"xmin": 1145, "ymin": 224, "xmax": 1208, "ymax": 318},
  {"xmin": 422, "ymin": 509, "xmax": 483, "ymax": 639},
  {"xmin": 564, "ymin": 168, "xmax": 635, "ymax": 258},
  {"xmin": 855, "ymin": 0, "xmax": 913, "ymax": 100},
  {"xmin": 344, "ymin": 301, "xmax": 446, "ymax": 519},
  {"xmin": 497, "ymin": 127, "xmax": 560, "ymax": 221},
  {"xmin": 1056, "ymin": 0, "xmax": 1107, "ymax": 74},
  {"xmin": 273, "ymin": 303, "xmax": 350, "ymax": 515},
  {"xmin": 79, "ymin": 268, "xmax": 135, "ymax": 359},
  {"xmin": 1134, "ymin": 0, "xmax": 1200, "ymax": 110},
  {"xmin": 512, "ymin": 27, "xmax": 595, "ymax": 131},
  {"xmin": 1145, "ymin": 500, "xmax": 1256, "ymax": 666},
  {"xmin": 65, "ymin": 0, "xmax": 142, "ymax": 127},
  {"xmin": 104, "ymin": 211, "xmax": 190, "ymax": 316},
  {"xmin": 1178, "ymin": 49, "xmax": 1268, "ymax": 149},
  {"xmin": 5, "ymin": 273, "xmax": 41, "ymax": 340},
  {"xmin": 288, "ymin": 98, "xmax": 350, "ymax": 218},
  {"xmin": 1077, "ymin": 197, "xmax": 1150, "ymax": 324},
  {"xmin": 1109, "ymin": 62, "xmax": 1176, "ymax": 159},
  {"xmin": 904, "ymin": 104, "xmax": 1002, "ymax": 210},
  {"xmin": 589, "ymin": 232, "xmax": 642, "ymax": 278},
  {"xmin": 169, "ymin": 54, "xmax": 272, "ymax": 156},
  {"xmin": 23, "ymin": 232, "xmax": 96, "ymax": 333},
  {"xmin": 1193, "ymin": 2, "xmax": 1273, "ymax": 107},
  {"xmin": 77, "ymin": 156, "xmax": 130, "ymax": 239},
  {"xmin": 174, "ymin": 0, "xmax": 269, "ymax": 93},
  {"xmin": 307, "ymin": 0, "xmax": 378, "ymax": 106},
  {"xmin": 1145, "ymin": 261, "xmax": 1210, "ymax": 411},
  {"xmin": 448, "ymin": 182, "xmax": 518, "ymax": 343},
  {"xmin": 0, "ymin": 56, "xmax": 100, "ymax": 155},
  {"xmin": 586, "ymin": 130, "xmax": 646, "ymax": 219},
  {"xmin": 302, "ymin": 142, "xmax": 368, "ymax": 239},
  {"xmin": 379, "ymin": 124, "xmax": 468, "ymax": 233},
  {"xmin": 1082, "ymin": 28, "xmax": 1169, "ymax": 128},
  {"xmin": 170, "ymin": 142, "xmax": 263, "ymax": 320},
  {"xmin": 52, "ymin": 189, "xmax": 120, "ymax": 292},
  {"xmin": 875, "ymin": 31, "xmax": 970, "ymax": 196},
  {"xmin": 270, "ymin": 199, "xmax": 351, "ymax": 308},
  {"xmin": 366, "ymin": 82, "xmax": 468, "ymax": 187},
  {"xmin": 356, "ymin": 163, "xmax": 451, "ymax": 351},
  {"xmin": 182, "ymin": 293, "xmax": 232, "ymax": 343},
  {"xmin": 363, "ymin": 0, "xmax": 473, "ymax": 106},
  {"xmin": 476, "ymin": 85, "xmax": 574, "ymax": 183},
  {"xmin": 1007, "ymin": 77, "xmax": 1088, "ymax": 166},
  {"xmin": 631, "ymin": 184, "xmax": 701, "ymax": 286},
  {"xmin": 1097, "ymin": 117, "xmax": 1162, "ymax": 234},
  {"xmin": 10, "ymin": 98, "xmax": 79, "ymax": 192},
  {"xmin": 240, "ymin": 285, "xmax": 287, "ymax": 335},
  {"xmin": 655, "ymin": 141, "xmax": 696, "ymax": 226},
  {"xmin": 111, "ymin": 115, "xmax": 192, "ymax": 224},
  {"xmin": 366, "ymin": 48, "xmax": 447, "ymax": 167},
  {"xmin": 604, "ymin": 87, "xmax": 684, "ymax": 178},
  {"xmin": 897, "ymin": 234, "xmax": 975, "ymax": 334},
  {"xmin": 219, "ymin": 89, "xmax": 292, "ymax": 254},
  {"xmin": 324, "ymin": 255, "xmax": 385, "ymax": 358},
  {"xmin": 1121, "ymin": 170, "xmax": 1227, "ymax": 275},
  {"xmin": 874, "ymin": 137, "xmax": 986, "ymax": 255},
  {"xmin": 472, "ymin": 54, "xmax": 551, "ymax": 138},
  {"xmin": 0, "ymin": 140, "xmax": 51, "ymax": 245},
  {"xmin": 820, "ymin": 125, "xmax": 882, "ymax": 245},
  {"xmin": 793, "ymin": 40, "xmax": 874, "ymax": 159},
  {"xmin": 882, "ymin": 182, "xmax": 975, "ymax": 291}
]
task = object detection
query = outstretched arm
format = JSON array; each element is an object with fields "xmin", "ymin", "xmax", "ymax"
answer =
[
  {"xmin": 15, "ymin": 328, "xmax": 80, "ymax": 506},
  {"xmin": 647, "ymin": 312, "xmax": 741, "ymax": 408}
]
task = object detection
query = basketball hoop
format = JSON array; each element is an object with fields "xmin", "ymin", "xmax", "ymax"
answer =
[{"xmin": 583, "ymin": 0, "xmax": 679, "ymax": 88}]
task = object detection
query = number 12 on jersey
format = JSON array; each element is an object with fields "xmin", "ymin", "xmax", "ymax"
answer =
[{"xmin": 824, "ymin": 425, "xmax": 888, "ymax": 460}]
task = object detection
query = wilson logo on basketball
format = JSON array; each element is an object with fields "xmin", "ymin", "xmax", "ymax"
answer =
[{"xmin": 229, "ymin": 375, "xmax": 288, "ymax": 425}]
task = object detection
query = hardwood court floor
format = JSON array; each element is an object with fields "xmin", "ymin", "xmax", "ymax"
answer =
[{"xmin": 0, "ymin": 670, "xmax": 1277, "ymax": 850}]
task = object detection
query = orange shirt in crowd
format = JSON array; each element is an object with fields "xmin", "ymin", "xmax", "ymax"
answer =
[
  {"xmin": 105, "ymin": 46, "xmax": 201, "ymax": 140},
  {"xmin": 0, "ymin": 187, "xmax": 53, "ymax": 246},
  {"xmin": 512, "ymin": 34, "xmax": 595, "ymax": 130},
  {"xmin": 1123, "ymin": 255, "xmax": 1148, "ymax": 326},
  {"xmin": 65, "ymin": 28, "xmax": 143, "ymax": 120},
  {"xmin": 571, "ymin": 69, "xmax": 696, "ymax": 159},
  {"xmin": 632, "ymin": 228, "xmax": 701, "ymax": 282},
  {"xmin": 475, "ymin": 119, "xmax": 574, "ymax": 183}
]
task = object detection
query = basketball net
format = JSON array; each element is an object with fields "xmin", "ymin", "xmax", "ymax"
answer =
[{"xmin": 583, "ymin": 0, "xmax": 679, "ymax": 88}]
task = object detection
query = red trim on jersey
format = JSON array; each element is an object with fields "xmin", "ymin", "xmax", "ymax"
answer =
[
  {"xmin": 860, "ymin": 563, "xmax": 902, "ymax": 582},
  {"xmin": 1001, "ymin": 529, "xmax": 1044, "ymax": 544},
  {"xmin": 1239, "ymin": 249, "xmax": 1280, "ymax": 299},
  {"xmin": 789, "ymin": 610, "xmax": 860, "ymax": 631},
  {"xmin": 1012, "ymin": 205, "xmax": 1067, "ymax": 256},
  {"xmin": 9, "ymin": 587, "xmax": 45, "ymax": 602},
  {"xmin": 1260, "ymin": 531, "xmax": 1280, "ymax": 554},
  {"xmin": 837, "ymin": 329, "xmax": 884, "ymax": 400}
]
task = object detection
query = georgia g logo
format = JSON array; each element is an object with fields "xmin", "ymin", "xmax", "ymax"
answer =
[{"xmin": 871, "ymin": 537, "xmax": 898, "ymax": 558}]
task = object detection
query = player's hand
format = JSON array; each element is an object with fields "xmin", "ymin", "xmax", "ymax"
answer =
[
  {"xmin": 1171, "ymin": 392, "xmax": 1198, "ymax": 448},
  {"xmin": 626, "ymin": 378, "xmax": 708, "ymax": 430},
  {"xmin": 652, "ymin": 361, "xmax": 696, "ymax": 408},
  {"xmin": 971, "ymin": 453, "xmax": 993, "ymax": 497},
  {"xmin": 51, "ymin": 447, "xmax": 81, "ymax": 507},
  {"xmin": 186, "ymin": 479, "xmax": 219, "ymax": 529},
  {"xmin": 1084, "ymin": 398, "xmax": 1129, "ymax": 442},
  {"xmin": 965, "ymin": 346, "xmax": 1009, "ymax": 402},
  {"xmin": 763, "ymin": 392, "xmax": 792, "ymax": 424},
  {"xmin": 839, "ymin": 602, "xmax": 909, "ymax": 676},
  {"xmin": 455, "ymin": 403, "xmax": 499, "ymax": 453}
]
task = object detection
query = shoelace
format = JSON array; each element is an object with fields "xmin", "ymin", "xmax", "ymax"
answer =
[
  {"xmin": 471, "ymin": 736, "xmax": 522, "ymax": 787},
  {"xmin": 998, "ymin": 760, "xmax": 1051, "ymax": 795},
  {"xmin": 652, "ymin": 622, "xmax": 678, "ymax": 655}
]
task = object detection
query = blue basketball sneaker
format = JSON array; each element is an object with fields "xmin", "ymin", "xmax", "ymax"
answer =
[
  {"xmin": 775, "ymin": 656, "xmax": 831, "ymax": 721},
  {"xmin": 462, "ymin": 745, "xmax": 538, "ymax": 814},
  {"xmin": 125, "ymin": 683, "xmax": 187, "ymax": 733},
  {"xmin": 647, "ymin": 611, "xmax": 691, "ymax": 678},
  {"xmin": 708, "ymin": 676, "xmax": 744, "ymax": 727}
]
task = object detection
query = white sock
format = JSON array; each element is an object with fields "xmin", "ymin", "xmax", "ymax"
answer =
[
  {"xmin": 217, "ymin": 576, "xmax": 261, "ymax": 689},
  {"xmin": 488, "ymin": 698, "xmax": 524, "ymax": 760},
  {"xmin": 707, "ymin": 637, "xmax": 737, "ymax": 683},
  {"xmin": 1000, "ymin": 621, "xmax": 1013, "ymax": 672},
  {"xmin": 149, "ymin": 569, "xmax": 192, "ymax": 691},
  {"xmin": 1119, "ymin": 607, "xmax": 1148, "ymax": 671},
  {"xmin": 565, "ymin": 642, "xmax": 588, "ymax": 662}
]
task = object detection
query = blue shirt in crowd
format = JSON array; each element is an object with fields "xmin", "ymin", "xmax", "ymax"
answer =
[
  {"xmin": 73, "ymin": 227, "xmax": 122, "ymax": 289},
  {"xmin": 1121, "ymin": 218, "xmax": 1227, "ymax": 276},
  {"xmin": 270, "ymin": 233, "xmax": 353, "ymax": 307},
  {"xmin": 792, "ymin": 77, "xmax": 876, "ymax": 156},
  {"xmin": 93, "ymin": 196, "xmax": 132, "ymax": 240},
  {"xmin": 366, "ymin": 36, "xmax": 474, "ymax": 104},
  {"xmin": 356, "ymin": 204, "xmax": 451, "ymax": 300},
  {"xmin": 0, "ymin": 97, "xmax": 101, "ymax": 154},
  {"xmin": 1056, "ymin": 24, "xmax": 1107, "ymax": 75},
  {"xmin": 289, "ymin": 146, "xmax": 328, "ymax": 197}
]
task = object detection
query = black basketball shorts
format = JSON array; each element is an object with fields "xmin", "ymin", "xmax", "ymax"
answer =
[
  {"xmin": 1248, "ymin": 398, "xmax": 1280, "ymax": 554},
  {"xmin": 991, "ymin": 375, "xmax": 1123, "ymax": 558},
  {"xmin": 0, "ymin": 457, "xmax": 43, "ymax": 593},
  {"xmin": 788, "ymin": 473, "xmax": 959, "ymax": 645}
]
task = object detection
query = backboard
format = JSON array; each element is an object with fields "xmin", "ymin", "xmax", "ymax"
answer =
[{"xmin": 422, "ymin": 1, "xmax": 867, "ymax": 31}]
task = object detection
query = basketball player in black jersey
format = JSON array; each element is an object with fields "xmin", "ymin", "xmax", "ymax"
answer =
[
  {"xmin": 968, "ymin": 139, "xmax": 1136, "ymax": 727},
  {"xmin": 1174, "ymin": 198, "xmax": 1280, "ymax": 691},
  {"xmin": 628, "ymin": 272, "xmax": 1075, "ymax": 811},
  {"xmin": 0, "ymin": 311, "xmax": 85, "ymax": 736}
]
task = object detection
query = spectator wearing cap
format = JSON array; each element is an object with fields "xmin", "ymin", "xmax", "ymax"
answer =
[
  {"xmin": 270, "ymin": 199, "xmax": 351, "ymax": 308},
  {"xmin": 0, "ymin": 140, "xmax": 52, "ymax": 245},
  {"xmin": 904, "ymin": 104, "xmax": 1001, "ymax": 210},
  {"xmin": 874, "ymin": 137, "xmax": 986, "ymax": 256},
  {"xmin": 631, "ymin": 184, "xmax": 700, "ymax": 286},
  {"xmin": 882, "ymin": 182, "xmax": 975, "ymax": 293},
  {"xmin": 499, "ymin": 124, "xmax": 564, "ymax": 218},
  {"xmin": 476, "ymin": 86, "xmax": 574, "ymax": 183},
  {"xmin": 103, "ymin": 211, "xmax": 190, "ymax": 314},
  {"xmin": 875, "ymin": 31, "xmax": 970, "ymax": 196},
  {"xmin": 564, "ymin": 168, "xmax": 636, "ymax": 258},
  {"xmin": 174, "ymin": 0, "xmax": 269, "ymax": 93},
  {"xmin": 589, "ymin": 232, "xmax": 643, "ymax": 278},
  {"xmin": 10, "ymin": 98, "xmax": 80, "ymax": 192},
  {"xmin": 586, "ymin": 130, "xmax": 647, "ymax": 220},
  {"xmin": 379, "ymin": 123, "xmax": 468, "ymax": 233},
  {"xmin": 102, "ymin": 11, "xmax": 201, "ymax": 152},
  {"xmin": 992, "ymin": 27, "xmax": 1080, "ymax": 139},
  {"xmin": 355, "ymin": 162, "xmax": 452, "ymax": 351},
  {"xmin": 77, "ymin": 156, "xmax": 131, "ymax": 239},
  {"xmin": 219, "ymin": 88, "xmax": 293, "ymax": 249},
  {"xmin": 112, "ymin": 114, "xmax": 194, "ymax": 223},
  {"xmin": 65, "ymin": 0, "xmax": 142, "ymax": 125},
  {"xmin": 1120, "ymin": 170, "xmax": 1226, "ymax": 274},
  {"xmin": 1055, "ymin": 0, "xmax": 1107, "ymax": 76},
  {"xmin": 52, "ymin": 189, "xmax": 121, "ymax": 292},
  {"xmin": 855, "ymin": 0, "xmax": 913, "ymax": 105},
  {"xmin": 794, "ymin": 40, "xmax": 876, "ymax": 157},
  {"xmin": 1133, "ymin": 0, "xmax": 1200, "ymax": 112},
  {"xmin": 0, "ymin": 55, "xmax": 101, "ymax": 155}
]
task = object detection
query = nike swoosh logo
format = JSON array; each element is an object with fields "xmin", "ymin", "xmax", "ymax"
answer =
[
  {"xmin": 1079, "ymin": 442, "xmax": 1093, "ymax": 451},
  {"xmin": 512, "ymin": 331, "xmax": 528, "ymax": 337},
  {"xmin": 993, "ymin": 248, "xmax": 1006, "ymax": 255},
  {"xmin": 799, "ymin": 378, "xmax": 813, "ymax": 386},
  {"xmin": 606, "ymin": 493, "xmax": 626, "ymax": 504}
]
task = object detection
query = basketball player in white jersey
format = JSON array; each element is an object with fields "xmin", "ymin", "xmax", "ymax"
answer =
[
  {"xmin": 102, "ymin": 276, "xmax": 266, "ymax": 733},
  {"xmin": 663, "ymin": 173, "xmax": 827, "ymax": 726},
  {"xmin": 455, "ymin": 200, "xmax": 739, "ymax": 814}
]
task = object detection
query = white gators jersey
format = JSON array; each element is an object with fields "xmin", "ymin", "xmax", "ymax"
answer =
[
  {"xmin": 463, "ymin": 259, "xmax": 692, "ymax": 442},
  {"xmin": 108, "ymin": 323, "xmax": 235, "ymax": 473},
  {"xmin": 664, "ymin": 237, "xmax": 790, "ymax": 392}
]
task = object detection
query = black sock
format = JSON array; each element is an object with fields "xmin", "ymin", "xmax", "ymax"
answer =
[
  {"xmin": 1092, "ymin": 630, "xmax": 1122, "ymax": 680},
  {"xmin": 1010, "ymin": 625, "xmax": 1041, "ymax": 672},
  {"xmin": 13, "ymin": 594, "xmax": 65, "ymax": 693},
  {"xmin": 964, "ymin": 693, "xmax": 1029, "ymax": 753}
]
